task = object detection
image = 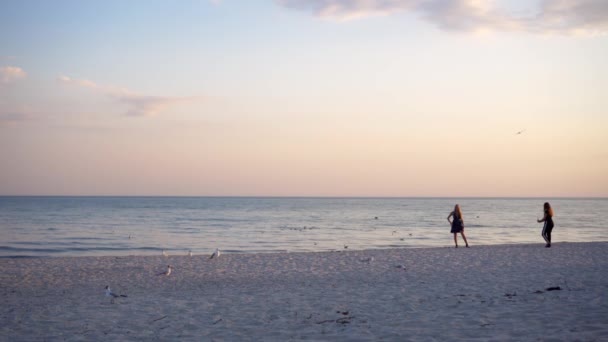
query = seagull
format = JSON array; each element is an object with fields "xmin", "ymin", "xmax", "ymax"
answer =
[
  {"xmin": 516, "ymin": 129, "xmax": 526, "ymax": 135},
  {"xmin": 157, "ymin": 265, "xmax": 173, "ymax": 276},
  {"xmin": 209, "ymin": 248, "xmax": 220, "ymax": 260},
  {"xmin": 188, "ymin": 250, "xmax": 193, "ymax": 257},
  {"xmin": 162, "ymin": 249, "xmax": 168, "ymax": 257},
  {"xmin": 105, "ymin": 286, "xmax": 127, "ymax": 298}
]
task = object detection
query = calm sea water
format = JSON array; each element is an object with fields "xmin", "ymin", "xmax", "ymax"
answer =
[{"xmin": 0, "ymin": 197, "xmax": 606, "ymax": 257}]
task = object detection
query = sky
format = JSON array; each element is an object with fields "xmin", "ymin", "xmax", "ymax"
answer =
[{"xmin": 1, "ymin": 0, "xmax": 607, "ymax": 197}]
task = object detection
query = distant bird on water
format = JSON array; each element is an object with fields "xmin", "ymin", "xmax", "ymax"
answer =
[{"xmin": 209, "ymin": 248, "xmax": 220, "ymax": 260}]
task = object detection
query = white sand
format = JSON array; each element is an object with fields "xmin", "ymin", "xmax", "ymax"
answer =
[{"xmin": 1, "ymin": 242, "xmax": 607, "ymax": 341}]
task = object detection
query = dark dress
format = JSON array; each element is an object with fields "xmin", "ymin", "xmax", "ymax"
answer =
[
  {"xmin": 451, "ymin": 212, "xmax": 464, "ymax": 233},
  {"xmin": 542, "ymin": 211, "xmax": 554, "ymax": 244}
]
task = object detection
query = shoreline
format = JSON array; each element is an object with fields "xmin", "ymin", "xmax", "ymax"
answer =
[
  {"xmin": 2, "ymin": 240, "xmax": 607, "ymax": 259},
  {"xmin": 2, "ymin": 242, "xmax": 607, "ymax": 340}
]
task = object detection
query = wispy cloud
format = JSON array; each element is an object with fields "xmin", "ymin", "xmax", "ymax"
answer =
[
  {"xmin": 58, "ymin": 75, "xmax": 200, "ymax": 117},
  {"xmin": 277, "ymin": 0, "xmax": 608, "ymax": 35},
  {"xmin": 0, "ymin": 66, "xmax": 27, "ymax": 84}
]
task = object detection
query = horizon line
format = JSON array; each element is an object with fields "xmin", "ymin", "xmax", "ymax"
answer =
[{"xmin": 1, "ymin": 195, "xmax": 606, "ymax": 199}]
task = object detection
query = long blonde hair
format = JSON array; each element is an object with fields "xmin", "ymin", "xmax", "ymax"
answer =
[
  {"xmin": 544, "ymin": 202, "xmax": 553, "ymax": 217},
  {"xmin": 454, "ymin": 204, "xmax": 463, "ymax": 219}
]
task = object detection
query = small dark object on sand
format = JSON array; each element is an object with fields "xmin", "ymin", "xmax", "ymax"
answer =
[
  {"xmin": 546, "ymin": 286, "xmax": 561, "ymax": 291},
  {"xmin": 533, "ymin": 290, "xmax": 544, "ymax": 294}
]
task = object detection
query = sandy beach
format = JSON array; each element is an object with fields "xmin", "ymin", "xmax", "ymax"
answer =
[{"xmin": 1, "ymin": 242, "xmax": 607, "ymax": 341}]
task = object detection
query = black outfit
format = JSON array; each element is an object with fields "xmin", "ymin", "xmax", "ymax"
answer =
[
  {"xmin": 451, "ymin": 212, "xmax": 463, "ymax": 233},
  {"xmin": 541, "ymin": 212, "xmax": 554, "ymax": 245}
]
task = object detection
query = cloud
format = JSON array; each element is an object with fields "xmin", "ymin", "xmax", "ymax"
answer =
[
  {"xmin": 58, "ymin": 75, "xmax": 198, "ymax": 117},
  {"xmin": 0, "ymin": 66, "xmax": 27, "ymax": 84},
  {"xmin": 277, "ymin": 0, "xmax": 608, "ymax": 35}
]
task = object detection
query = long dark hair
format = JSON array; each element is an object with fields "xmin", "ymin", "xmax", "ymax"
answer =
[{"xmin": 544, "ymin": 202, "xmax": 553, "ymax": 217}]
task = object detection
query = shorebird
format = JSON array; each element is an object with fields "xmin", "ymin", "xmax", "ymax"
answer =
[
  {"xmin": 105, "ymin": 286, "xmax": 127, "ymax": 298},
  {"xmin": 162, "ymin": 249, "xmax": 168, "ymax": 257},
  {"xmin": 157, "ymin": 265, "xmax": 173, "ymax": 276},
  {"xmin": 209, "ymin": 248, "xmax": 220, "ymax": 260},
  {"xmin": 188, "ymin": 250, "xmax": 193, "ymax": 257}
]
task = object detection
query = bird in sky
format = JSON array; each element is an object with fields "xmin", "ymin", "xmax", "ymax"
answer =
[{"xmin": 516, "ymin": 129, "xmax": 526, "ymax": 135}]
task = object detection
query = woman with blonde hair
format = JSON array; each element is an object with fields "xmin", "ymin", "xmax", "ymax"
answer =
[
  {"xmin": 447, "ymin": 204, "xmax": 469, "ymax": 248},
  {"xmin": 537, "ymin": 202, "xmax": 554, "ymax": 248}
]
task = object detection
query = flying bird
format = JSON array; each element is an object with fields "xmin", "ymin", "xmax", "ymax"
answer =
[
  {"xmin": 516, "ymin": 129, "xmax": 526, "ymax": 135},
  {"xmin": 209, "ymin": 248, "xmax": 220, "ymax": 260}
]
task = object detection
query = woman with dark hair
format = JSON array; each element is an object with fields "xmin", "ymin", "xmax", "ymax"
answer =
[
  {"xmin": 447, "ymin": 204, "xmax": 469, "ymax": 248},
  {"xmin": 537, "ymin": 202, "xmax": 555, "ymax": 248}
]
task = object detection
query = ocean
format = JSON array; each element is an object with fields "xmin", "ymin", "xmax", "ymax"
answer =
[{"xmin": 0, "ymin": 197, "xmax": 606, "ymax": 257}]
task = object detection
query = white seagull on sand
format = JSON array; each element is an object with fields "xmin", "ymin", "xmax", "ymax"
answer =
[
  {"xmin": 105, "ymin": 286, "xmax": 127, "ymax": 298},
  {"xmin": 157, "ymin": 265, "xmax": 173, "ymax": 276},
  {"xmin": 162, "ymin": 249, "xmax": 168, "ymax": 257},
  {"xmin": 209, "ymin": 248, "xmax": 220, "ymax": 260},
  {"xmin": 188, "ymin": 250, "xmax": 193, "ymax": 257}
]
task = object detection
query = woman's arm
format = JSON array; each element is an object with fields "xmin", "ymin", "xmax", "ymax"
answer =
[
  {"xmin": 447, "ymin": 212, "xmax": 453, "ymax": 224},
  {"xmin": 537, "ymin": 213, "xmax": 547, "ymax": 223}
]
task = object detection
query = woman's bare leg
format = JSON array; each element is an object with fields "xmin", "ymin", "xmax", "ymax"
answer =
[
  {"xmin": 453, "ymin": 233, "xmax": 458, "ymax": 247},
  {"xmin": 461, "ymin": 231, "xmax": 469, "ymax": 247}
]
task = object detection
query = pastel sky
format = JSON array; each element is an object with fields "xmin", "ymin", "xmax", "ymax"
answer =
[{"xmin": 1, "ymin": 0, "xmax": 607, "ymax": 197}]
